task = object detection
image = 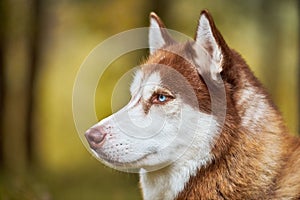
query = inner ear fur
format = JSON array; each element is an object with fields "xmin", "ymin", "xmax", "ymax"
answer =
[
  {"xmin": 149, "ymin": 12, "xmax": 175, "ymax": 54},
  {"xmin": 194, "ymin": 10, "xmax": 232, "ymax": 78}
]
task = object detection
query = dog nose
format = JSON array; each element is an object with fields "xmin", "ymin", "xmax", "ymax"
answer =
[{"xmin": 85, "ymin": 127, "xmax": 107, "ymax": 150}]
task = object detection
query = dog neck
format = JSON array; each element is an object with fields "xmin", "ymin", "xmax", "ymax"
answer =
[
  {"xmin": 140, "ymin": 154, "xmax": 211, "ymax": 200},
  {"xmin": 139, "ymin": 67, "xmax": 291, "ymax": 199}
]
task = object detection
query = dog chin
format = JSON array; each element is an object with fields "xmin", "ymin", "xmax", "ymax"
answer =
[
  {"xmin": 93, "ymin": 149, "xmax": 169, "ymax": 171},
  {"xmin": 92, "ymin": 149, "xmax": 148, "ymax": 165}
]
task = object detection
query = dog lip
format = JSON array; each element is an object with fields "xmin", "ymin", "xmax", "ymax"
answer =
[{"xmin": 97, "ymin": 150, "xmax": 157, "ymax": 168}]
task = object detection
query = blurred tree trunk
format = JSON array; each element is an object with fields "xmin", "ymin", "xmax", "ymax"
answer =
[
  {"xmin": 0, "ymin": 0, "xmax": 5, "ymax": 166},
  {"xmin": 298, "ymin": 0, "xmax": 300, "ymax": 135},
  {"xmin": 26, "ymin": 0, "xmax": 43, "ymax": 164},
  {"xmin": 2, "ymin": 1, "xmax": 28, "ymax": 173},
  {"xmin": 2, "ymin": 0, "xmax": 44, "ymax": 171}
]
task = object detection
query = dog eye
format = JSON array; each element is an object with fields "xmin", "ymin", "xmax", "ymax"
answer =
[
  {"xmin": 151, "ymin": 93, "xmax": 174, "ymax": 104},
  {"xmin": 158, "ymin": 94, "xmax": 167, "ymax": 102}
]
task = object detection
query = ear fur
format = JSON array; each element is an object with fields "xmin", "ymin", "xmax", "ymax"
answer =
[
  {"xmin": 149, "ymin": 12, "xmax": 175, "ymax": 54},
  {"xmin": 194, "ymin": 10, "xmax": 229, "ymax": 79}
]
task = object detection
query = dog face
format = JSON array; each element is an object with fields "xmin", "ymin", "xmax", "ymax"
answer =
[{"xmin": 85, "ymin": 11, "xmax": 225, "ymax": 171}]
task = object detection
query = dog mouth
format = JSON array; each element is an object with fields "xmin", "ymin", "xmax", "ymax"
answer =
[{"xmin": 92, "ymin": 149, "xmax": 156, "ymax": 169}]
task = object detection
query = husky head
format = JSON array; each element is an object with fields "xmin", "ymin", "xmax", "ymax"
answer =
[{"xmin": 85, "ymin": 10, "xmax": 229, "ymax": 172}]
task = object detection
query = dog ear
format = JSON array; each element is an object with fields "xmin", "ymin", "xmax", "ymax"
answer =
[
  {"xmin": 194, "ymin": 10, "xmax": 229, "ymax": 79},
  {"xmin": 149, "ymin": 12, "xmax": 175, "ymax": 55}
]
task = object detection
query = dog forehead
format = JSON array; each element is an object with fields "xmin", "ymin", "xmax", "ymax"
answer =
[
  {"xmin": 142, "ymin": 72, "xmax": 162, "ymax": 99},
  {"xmin": 141, "ymin": 45, "xmax": 211, "ymax": 111},
  {"xmin": 143, "ymin": 46, "xmax": 200, "ymax": 93},
  {"xmin": 130, "ymin": 67, "xmax": 162, "ymax": 97},
  {"xmin": 140, "ymin": 61, "xmax": 198, "ymax": 102},
  {"xmin": 129, "ymin": 42, "xmax": 211, "ymax": 113}
]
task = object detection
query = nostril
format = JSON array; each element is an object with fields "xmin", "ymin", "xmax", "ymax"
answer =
[{"xmin": 85, "ymin": 128, "xmax": 107, "ymax": 146}]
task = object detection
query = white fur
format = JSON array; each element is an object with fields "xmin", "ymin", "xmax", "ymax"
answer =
[
  {"xmin": 130, "ymin": 70, "xmax": 143, "ymax": 95},
  {"xmin": 142, "ymin": 72, "xmax": 162, "ymax": 100},
  {"xmin": 195, "ymin": 14, "xmax": 223, "ymax": 80},
  {"xmin": 87, "ymin": 68, "xmax": 218, "ymax": 198},
  {"xmin": 238, "ymin": 86, "xmax": 270, "ymax": 131},
  {"xmin": 140, "ymin": 106, "xmax": 217, "ymax": 200},
  {"xmin": 149, "ymin": 17, "xmax": 165, "ymax": 54}
]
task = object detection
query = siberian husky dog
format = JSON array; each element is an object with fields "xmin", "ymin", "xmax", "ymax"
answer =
[{"xmin": 85, "ymin": 10, "xmax": 300, "ymax": 199}]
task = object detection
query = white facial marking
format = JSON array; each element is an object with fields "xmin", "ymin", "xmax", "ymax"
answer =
[
  {"xmin": 140, "ymin": 105, "xmax": 218, "ymax": 200},
  {"xmin": 130, "ymin": 69, "xmax": 143, "ymax": 95},
  {"xmin": 86, "ymin": 66, "xmax": 219, "ymax": 199},
  {"xmin": 142, "ymin": 72, "xmax": 161, "ymax": 100}
]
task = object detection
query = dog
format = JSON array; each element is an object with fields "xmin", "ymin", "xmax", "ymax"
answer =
[{"xmin": 85, "ymin": 10, "xmax": 300, "ymax": 199}]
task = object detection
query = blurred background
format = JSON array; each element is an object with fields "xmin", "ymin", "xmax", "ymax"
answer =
[{"xmin": 0, "ymin": 0, "xmax": 299, "ymax": 199}]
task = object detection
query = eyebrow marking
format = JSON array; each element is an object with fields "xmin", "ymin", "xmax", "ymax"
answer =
[{"xmin": 130, "ymin": 70, "xmax": 144, "ymax": 95}]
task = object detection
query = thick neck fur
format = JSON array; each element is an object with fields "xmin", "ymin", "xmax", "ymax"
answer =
[
  {"xmin": 176, "ymin": 50, "xmax": 300, "ymax": 199},
  {"xmin": 140, "ymin": 156, "xmax": 210, "ymax": 200}
]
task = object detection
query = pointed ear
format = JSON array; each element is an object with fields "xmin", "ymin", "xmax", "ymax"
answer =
[
  {"xmin": 194, "ymin": 10, "xmax": 229, "ymax": 78},
  {"xmin": 149, "ymin": 12, "xmax": 175, "ymax": 55}
]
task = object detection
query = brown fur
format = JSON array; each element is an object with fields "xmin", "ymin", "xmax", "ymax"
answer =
[{"xmin": 143, "ymin": 10, "xmax": 300, "ymax": 199}]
